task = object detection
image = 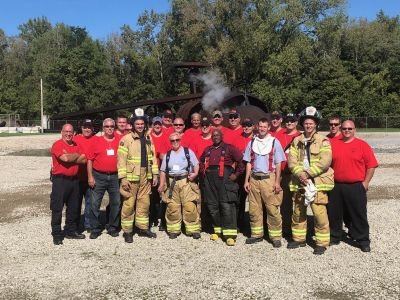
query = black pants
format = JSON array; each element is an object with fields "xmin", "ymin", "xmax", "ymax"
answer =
[
  {"xmin": 150, "ymin": 185, "xmax": 162, "ymax": 226},
  {"xmin": 50, "ymin": 175, "xmax": 80, "ymax": 237},
  {"xmin": 327, "ymin": 182, "xmax": 370, "ymax": 246},
  {"xmin": 204, "ymin": 167, "xmax": 238, "ymax": 239}
]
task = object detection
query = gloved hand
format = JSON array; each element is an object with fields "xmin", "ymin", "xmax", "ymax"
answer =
[{"xmin": 304, "ymin": 180, "xmax": 316, "ymax": 206}]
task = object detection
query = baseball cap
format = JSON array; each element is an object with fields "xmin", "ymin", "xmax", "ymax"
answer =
[
  {"xmin": 82, "ymin": 119, "xmax": 93, "ymax": 127},
  {"xmin": 152, "ymin": 116, "xmax": 163, "ymax": 125},
  {"xmin": 285, "ymin": 113, "xmax": 298, "ymax": 122},
  {"xmin": 241, "ymin": 118, "xmax": 254, "ymax": 127},
  {"xmin": 200, "ymin": 117, "xmax": 211, "ymax": 126},
  {"xmin": 271, "ymin": 111, "xmax": 282, "ymax": 119},
  {"xmin": 212, "ymin": 110, "xmax": 223, "ymax": 118}
]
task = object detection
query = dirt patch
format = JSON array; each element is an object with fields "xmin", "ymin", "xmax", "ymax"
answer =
[
  {"xmin": 368, "ymin": 186, "xmax": 400, "ymax": 201},
  {"xmin": 5, "ymin": 148, "xmax": 51, "ymax": 157},
  {"xmin": 0, "ymin": 185, "xmax": 50, "ymax": 223},
  {"xmin": 313, "ymin": 289, "xmax": 358, "ymax": 300},
  {"xmin": 379, "ymin": 164, "xmax": 400, "ymax": 169}
]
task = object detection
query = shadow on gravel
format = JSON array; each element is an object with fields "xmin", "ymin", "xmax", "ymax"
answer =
[
  {"xmin": 314, "ymin": 289, "xmax": 358, "ymax": 300},
  {"xmin": 368, "ymin": 186, "xmax": 400, "ymax": 200},
  {"xmin": 5, "ymin": 148, "xmax": 51, "ymax": 156}
]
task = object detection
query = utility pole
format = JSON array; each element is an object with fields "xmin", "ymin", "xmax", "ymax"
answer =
[{"xmin": 40, "ymin": 78, "xmax": 44, "ymax": 133}]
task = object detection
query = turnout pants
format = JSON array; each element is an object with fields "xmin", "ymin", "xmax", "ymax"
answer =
[
  {"xmin": 204, "ymin": 167, "xmax": 239, "ymax": 239},
  {"xmin": 327, "ymin": 182, "xmax": 369, "ymax": 246},
  {"xmin": 162, "ymin": 178, "xmax": 200, "ymax": 234},
  {"xmin": 292, "ymin": 191, "xmax": 330, "ymax": 247},
  {"xmin": 248, "ymin": 173, "xmax": 283, "ymax": 240},
  {"xmin": 121, "ymin": 168, "xmax": 151, "ymax": 233},
  {"xmin": 50, "ymin": 175, "xmax": 80, "ymax": 237}
]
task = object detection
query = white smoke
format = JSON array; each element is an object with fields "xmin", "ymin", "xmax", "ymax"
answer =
[{"xmin": 193, "ymin": 70, "xmax": 231, "ymax": 112}]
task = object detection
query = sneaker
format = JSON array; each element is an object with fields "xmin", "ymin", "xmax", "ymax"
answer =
[
  {"xmin": 226, "ymin": 238, "xmax": 236, "ymax": 246},
  {"xmin": 313, "ymin": 246, "xmax": 327, "ymax": 255},
  {"xmin": 192, "ymin": 233, "xmax": 201, "ymax": 239},
  {"xmin": 123, "ymin": 232, "xmax": 133, "ymax": 243},
  {"xmin": 210, "ymin": 234, "xmax": 220, "ymax": 241},
  {"xmin": 89, "ymin": 232, "xmax": 101, "ymax": 239},
  {"xmin": 65, "ymin": 232, "xmax": 86, "ymax": 239},
  {"xmin": 287, "ymin": 241, "xmax": 307, "ymax": 249},
  {"xmin": 169, "ymin": 233, "xmax": 178, "ymax": 239},
  {"xmin": 245, "ymin": 237, "xmax": 263, "ymax": 244},
  {"xmin": 272, "ymin": 240, "xmax": 282, "ymax": 248},
  {"xmin": 360, "ymin": 245, "xmax": 371, "ymax": 253}
]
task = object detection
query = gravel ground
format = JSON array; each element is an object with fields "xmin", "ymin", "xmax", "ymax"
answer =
[{"xmin": 0, "ymin": 133, "xmax": 399, "ymax": 299}]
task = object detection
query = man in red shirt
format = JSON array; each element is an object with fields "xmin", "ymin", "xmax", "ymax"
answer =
[
  {"xmin": 181, "ymin": 113, "xmax": 202, "ymax": 148},
  {"xmin": 279, "ymin": 113, "xmax": 301, "ymax": 237},
  {"xmin": 236, "ymin": 118, "xmax": 254, "ymax": 154},
  {"xmin": 73, "ymin": 119, "xmax": 95, "ymax": 232},
  {"xmin": 87, "ymin": 118, "xmax": 121, "ymax": 239},
  {"xmin": 50, "ymin": 124, "xmax": 87, "ymax": 245},
  {"xmin": 269, "ymin": 111, "xmax": 287, "ymax": 144},
  {"xmin": 149, "ymin": 116, "xmax": 169, "ymax": 230},
  {"xmin": 162, "ymin": 109, "xmax": 175, "ymax": 136},
  {"xmin": 326, "ymin": 115, "xmax": 342, "ymax": 141},
  {"xmin": 191, "ymin": 117, "xmax": 213, "ymax": 159},
  {"xmin": 115, "ymin": 116, "xmax": 128, "ymax": 137},
  {"xmin": 211, "ymin": 110, "xmax": 229, "ymax": 135},
  {"xmin": 224, "ymin": 110, "xmax": 243, "ymax": 144},
  {"xmin": 328, "ymin": 120, "xmax": 378, "ymax": 252}
]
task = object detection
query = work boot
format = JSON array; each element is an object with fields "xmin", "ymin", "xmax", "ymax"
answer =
[
  {"xmin": 89, "ymin": 231, "xmax": 101, "ymax": 239},
  {"xmin": 107, "ymin": 230, "xmax": 119, "ymax": 237},
  {"xmin": 313, "ymin": 246, "xmax": 327, "ymax": 255},
  {"xmin": 272, "ymin": 240, "xmax": 282, "ymax": 248},
  {"xmin": 226, "ymin": 238, "xmax": 236, "ymax": 246},
  {"xmin": 210, "ymin": 234, "xmax": 221, "ymax": 241},
  {"xmin": 192, "ymin": 233, "xmax": 201, "ymax": 240},
  {"xmin": 360, "ymin": 245, "xmax": 371, "ymax": 253},
  {"xmin": 169, "ymin": 233, "xmax": 178, "ymax": 239},
  {"xmin": 123, "ymin": 232, "xmax": 133, "ymax": 243},
  {"xmin": 138, "ymin": 229, "xmax": 157, "ymax": 238},
  {"xmin": 245, "ymin": 237, "xmax": 263, "ymax": 244},
  {"xmin": 287, "ymin": 241, "xmax": 307, "ymax": 249},
  {"xmin": 65, "ymin": 232, "xmax": 86, "ymax": 239},
  {"xmin": 329, "ymin": 239, "xmax": 340, "ymax": 246}
]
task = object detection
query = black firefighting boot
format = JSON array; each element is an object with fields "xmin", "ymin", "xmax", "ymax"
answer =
[
  {"xmin": 287, "ymin": 241, "xmax": 307, "ymax": 249},
  {"xmin": 313, "ymin": 246, "xmax": 327, "ymax": 255},
  {"xmin": 123, "ymin": 232, "xmax": 133, "ymax": 243},
  {"xmin": 245, "ymin": 237, "xmax": 263, "ymax": 244},
  {"xmin": 138, "ymin": 229, "xmax": 157, "ymax": 238}
]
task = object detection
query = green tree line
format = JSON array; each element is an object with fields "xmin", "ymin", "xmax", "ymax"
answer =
[{"xmin": 0, "ymin": 0, "xmax": 399, "ymax": 119}]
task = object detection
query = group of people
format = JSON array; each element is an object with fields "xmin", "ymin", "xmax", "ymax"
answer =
[{"xmin": 50, "ymin": 106, "xmax": 378, "ymax": 255}]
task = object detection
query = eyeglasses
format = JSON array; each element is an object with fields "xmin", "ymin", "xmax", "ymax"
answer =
[
  {"xmin": 82, "ymin": 126, "xmax": 92, "ymax": 129},
  {"xmin": 272, "ymin": 116, "xmax": 281, "ymax": 120},
  {"xmin": 213, "ymin": 114, "xmax": 222, "ymax": 118},
  {"xmin": 229, "ymin": 114, "xmax": 239, "ymax": 119},
  {"xmin": 170, "ymin": 139, "xmax": 181, "ymax": 143},
  {"xmin": 329, "ymin": 123, "xmax": 340, "ymax": 127},
  {"xmin": 103, "ymin": 125, "xmax": 114, "ymax": 128},
  {"xmin": 285, "ymin": 120, "xmax": 296, "ymax": 124},
  {"xmin": 342, "ymin": 128, "xmax": 354, "ymax": 131},
  {"xmin": 173, "ymin": 124, "xmax": 184, "ymax": 127}
]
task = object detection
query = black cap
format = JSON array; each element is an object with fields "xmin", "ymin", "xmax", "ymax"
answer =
[
  {"xmin": 271, "ymin": 111, "xmax": 282, "ymax": 119},
  {"xmin": 82, "ymin": 119, "xmax": 93, "ymax": 127},
  {"xmin": 241, "ymin": 118, "xmax": 254, "ymax": 127},
  {"xmin": 285, "ymin": 113, "xmax": 298, "ymax": 122},
  {"xmin": 201, "ymin": 117, "xmax": 211, "ymax": 126}
]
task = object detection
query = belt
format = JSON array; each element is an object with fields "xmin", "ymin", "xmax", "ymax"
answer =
[
  {"xmin": 52, "ymin": 174, "xmax": 77, "ymax": 180},
  {"xmin": 251, "ymin": 173, "xmax": 270, "ymax": 180},
  {"xmin": 168, "ymin": 175, "xmax": 187, "ymax": 181},
  {"xmin": 94, "ymin": 169, "xmax": 118, "ymax": 175},
  {"xmin": 206, "ymin": 166, "xmax": 234, "ymax": 171}
]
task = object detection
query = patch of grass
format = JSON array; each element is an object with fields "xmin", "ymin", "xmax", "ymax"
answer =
[
  {"xmin": 0, "ymin": 133, "xmax": 44, "ymax": 137},
  {"xmin": 357, "ymin": 128, "xmax": 400, "ymax": 132}
]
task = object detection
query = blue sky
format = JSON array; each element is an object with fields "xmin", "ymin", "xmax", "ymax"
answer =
[{"xmin": 1, "ymin": 0, "xmax": 399, "ymax": 40}]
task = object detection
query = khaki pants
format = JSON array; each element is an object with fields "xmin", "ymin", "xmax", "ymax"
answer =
[
  {"xmin": 121, "ymin": 168, "xmax": 151, "ymax": 233},
  {"xmin": 162, "ymin": 178, "xmax": 200, "ymax": 234},
  {"xmin": 292, "ymin": 191, "xmax": 330, "ymax": 247},
  {"xmin": 248, "ymin": 174, "xmax": 283, "ymax": 241}
]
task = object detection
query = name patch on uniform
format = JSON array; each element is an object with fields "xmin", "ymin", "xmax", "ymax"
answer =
[{"xmin": 107, "ymin": 149, "xmax": 115, "ymax": 156}]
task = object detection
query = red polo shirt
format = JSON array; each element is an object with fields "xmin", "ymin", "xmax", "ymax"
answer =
[
  {"xmin": 279, "ymin": 130, "xmax": 301, "ymax": 172},
  {"xmin": 73, "ymin": 134, "xmax": 94, "ymax": 180},
  {"xmin": 51, "ymin": 139, "xmax": 82, "ymax": 176},
  {"xmin": 191, "ymin": 135, "xmax": 213, "ymax": 159},
  {"xmin": 327, "ymin": 132, "xmax": 343, "ymax": 141},
  {"xmin": 150, "ymin": 131, "xmax": 169, "ymax": 166},
  {"xmin": 182, "ymin": 127, "xmax": 202, "ymax": 148},
  {"xmin": 236, "ymin": 134, "xmax": 253, "ymax": 154},
  {"xmin": 162, "ymin": 126, "xmax": 174, "ymax": 138},
  {"xmin": 331, "ymin": 138, "xmax": 378, "ymax": 183},
  {"xmin": 87, "ymin": 136, "xmax": 119, "ymax": 173},
  {"xmin": 224, "ymin": 126, "xmax": 243, "ymax": 144}
]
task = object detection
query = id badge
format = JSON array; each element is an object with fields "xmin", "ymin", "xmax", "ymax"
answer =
[
  {"xmin": 107, "ymin": 149, "xmax": 115, "ymax": 156},
  {"xmin": 172, "ymin": 164, "xmax": 180, "ymax": 171}
]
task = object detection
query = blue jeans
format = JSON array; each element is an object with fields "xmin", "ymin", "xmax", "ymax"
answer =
[
  {"xmin": 78, "ymin": 180, "xmax": 91, "ymax": 230},
  {"xmin": 89, "ymin": 171, "xmax": 120, "ymax": 233}
]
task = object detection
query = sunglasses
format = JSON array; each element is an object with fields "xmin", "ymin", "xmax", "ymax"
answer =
[
  {"xmin": 242, "ymin": 123, "xmax": 253, "ymax": 128},
  {"xmin": 173, "ymin": 124, "xmax": 184, "ymax": 127},
  {"xmin": 103, "ymin": 125, "xmax": 114, "ymax": 128},
  {"xmin": 342, "ymin": 128, "xmax": 354, "ymax": 131},
  {"xmin": 272, "ymin": 116, "xmax": 281, "ymax": 120},
  {"xmin": 285, "ymin": 120, "xmax": 296, "ymax": 124},
  {"xmin": 329, "ymin": 123, "xmax": 340, "ymax": 127},
  {"xmin": 82, "ymin": 126, "xmax": 92, "ymax": 129},
  {"xmin": 170, "ymin": 139, "xmax": 181, "ymax": 143},
  {"xmin": 201, "ymin": 123, "xmax": 211, "ymax": 127},
  {"xmin": 163, "ymin": 114, "xmax": 173, "ymax": 119},
  {"xmin": 213, "ymin": 114, "xmax": 222, "ymax": 118},
  {"xmin": 229, "ymin": 114, "xmax": 239, "ymax": 119}
]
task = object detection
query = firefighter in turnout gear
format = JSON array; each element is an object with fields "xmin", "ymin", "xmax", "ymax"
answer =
[
  {"xmin": 243, "ymin": 117, "xmax": 286, "ymax": 248},
  {"xmin": 158, "ymin": 132, "xmax": 201, "ymax": 239},
  {"xmin": 287, "ymin": 106, "xmax": 334, "ymax": 255},
  {"xmin": 118, "ymin": 108, "xmax": 159, "ymax": 243}
]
